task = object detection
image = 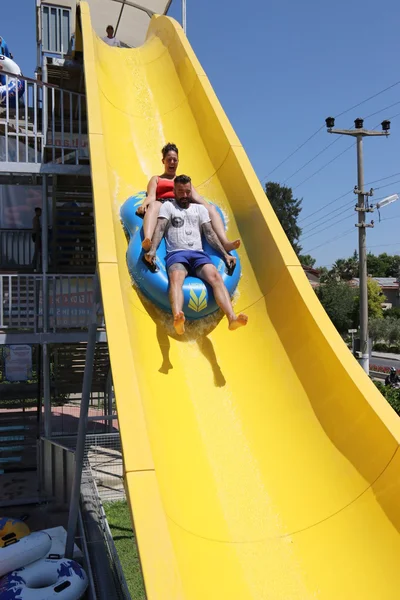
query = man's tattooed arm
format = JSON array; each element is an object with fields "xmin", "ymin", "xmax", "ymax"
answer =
[
  {"xmin": 146, "ymin": 218, "xmax": 167, "ymax": 261},
  {"xmin": 201, "ymin": 222, "xmax": 236, "ymax": 270},
  {"xmin": 201, "ymin": 222, "xmax": 228, "ymax": 258}
]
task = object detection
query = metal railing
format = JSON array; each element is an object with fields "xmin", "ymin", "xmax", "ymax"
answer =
[
  {"xmin": 0, "ymin": 229, "xmax": 34, "ymax": 268},
  {"xmin": 0, "ymin": 273, "xmax": 94, "ymax": 331},
  {"xmin": 52, "ymin": 432, "xmax": 124, "ymax": 502},
  {"xmin": 0, "ymin": 72, "xmax": 87, "ymax": 166}
]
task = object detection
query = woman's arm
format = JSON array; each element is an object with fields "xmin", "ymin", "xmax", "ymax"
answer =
[
  {"xmin": 137, "ymin": 176, "xmax": 158, "ymax": 215},
  {"xmin": 190, "ymin": 184, "xmax": 206, "ymax": 205},
  {"xmin": 146, "ymin": 176, "xmax": 158, "ymax": 203}
]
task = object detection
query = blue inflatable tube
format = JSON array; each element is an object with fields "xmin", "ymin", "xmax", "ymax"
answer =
[
  {"xmin": 0, "ymin": 56, "xmax": 25, "ymax": 108},
  {"xmin": 121, "ymin": 193, "xmax": 241, "ymax": 320}
]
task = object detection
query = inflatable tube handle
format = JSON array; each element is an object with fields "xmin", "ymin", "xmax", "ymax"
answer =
[
  {"xmin": 225, "ymin": 261, "xmax": 236, "ymax": 276},
  {"xmin": 142, "ymin": 254, "xmax": 159, "ymax": 273}
]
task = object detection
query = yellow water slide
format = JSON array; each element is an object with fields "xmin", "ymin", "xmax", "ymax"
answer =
[{"xmin": 80, "ymin": 3, "xmax": 400, "ymax": 598}]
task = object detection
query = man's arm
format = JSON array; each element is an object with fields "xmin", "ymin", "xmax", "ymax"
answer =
[
  {"xmin": 201, "ymin": 222, "xmax": 235, "ymax": 268},
  {"xmin": 145, "ymin": 218, "xmax": 167, "ymax": 263}
]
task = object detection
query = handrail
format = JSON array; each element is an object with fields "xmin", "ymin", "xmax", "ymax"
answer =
[{"xmin": 0, "ymin": 73, "xmax": 87, "ymax": 166}]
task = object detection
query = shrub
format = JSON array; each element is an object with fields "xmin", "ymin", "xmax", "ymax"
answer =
[{"xmin": 374, "ymin": 380, "xmax": 400, "ymax": 416}]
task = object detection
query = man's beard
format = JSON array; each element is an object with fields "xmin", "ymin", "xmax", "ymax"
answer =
[{"xmin": 176, "ymin": 198, "xmax": 190, "ymax": 208}]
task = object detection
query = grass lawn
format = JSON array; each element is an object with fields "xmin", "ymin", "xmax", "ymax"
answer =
[{"xmin": 103, "ymin": 500, "xmax": 146, "ymax": 599}]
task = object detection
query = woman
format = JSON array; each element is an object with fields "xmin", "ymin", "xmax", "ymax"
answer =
[{"xmin": 137, "ymin": 143, "xmax": 240, "ymax": 252}]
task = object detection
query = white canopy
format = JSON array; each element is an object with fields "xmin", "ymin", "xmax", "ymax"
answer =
[{"xmin": 85, "ymin": 0, "xmax": 174, "ymax": 48}]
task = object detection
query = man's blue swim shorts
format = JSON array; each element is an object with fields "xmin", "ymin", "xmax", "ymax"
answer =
[{"xmin": 166, "ymin": 250, "xmax": 212, "ymax": 275}]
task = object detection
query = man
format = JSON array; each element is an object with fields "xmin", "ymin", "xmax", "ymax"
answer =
[
  {"xmin": 102, "ymin": 25, "xmax": 121, "ymax": 47},
  {"xmin": 385, "ymin": 366, "xmax": 400, "ymax": 387},
  {"xmin": 145, "ymin": 174, "xmax": 248, "ymax": 335}
]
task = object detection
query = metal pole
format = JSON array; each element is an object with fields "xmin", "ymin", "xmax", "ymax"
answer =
[
  {"xmin": 356, "ymin": 135, "xmax": 369, "ymax": 373},
  {"xmin": 105, "ymin": 369, "xmax": 113, "ymax": 434},
  {"xmin": 43, "ymin": 343, "xmax": 51, "ymax": 437},
  {"xmin": 41, "ymin": 175, "xmax": 52, "ymax": 435},
  {"xmin": 182, "ymin": 0, "xmax": 186, "ymax": 34},
  {"xmin": 65, "ymin": 273, "xmax": 100, "ymax": 559}
]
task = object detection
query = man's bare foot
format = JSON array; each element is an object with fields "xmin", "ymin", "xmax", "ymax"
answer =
[
  {"xmin": 142, "ymin": 237, "xmax": 151, "ymax": 251},
  {"xmin": 173, "ymin": 312, "xmax": 186, "ymax": 335},
  {"xmin": 223, "ymin": 239, "xmax": 241, "ymax": 252},
  {"xmin": 228, "ymin": 313, "xmax": 248, "ymax": 331}
]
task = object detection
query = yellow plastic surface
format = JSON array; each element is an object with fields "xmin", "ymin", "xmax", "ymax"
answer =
[{"xmin": 80, "ymin": 3, "xmax": 400, "ymax": 597}]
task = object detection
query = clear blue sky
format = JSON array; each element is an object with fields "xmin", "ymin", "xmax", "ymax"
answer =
[{"xmin": 4, "ymin": 0, "xmax": 400, "ymax": 267}]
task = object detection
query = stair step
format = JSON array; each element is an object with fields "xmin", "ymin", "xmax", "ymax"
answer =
[
  {"xmin": 0, "ymin": 426, "xmax": 29, "ymax": 432},
  {"xmin": 0, "ymin": 456, "xmax": 22, "ymax": 463},
  {"xmin": 0, "ymin": 446, "xmax": 25, "ymax": 452},
  {"xmin": 0, "ymin": 436, "xmax": 25, "ymax": 442}
]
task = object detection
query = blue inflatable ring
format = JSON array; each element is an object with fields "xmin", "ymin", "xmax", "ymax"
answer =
[
  {"xmin": 121, "ymin": 192, "xmax": 241, "ymax": 320},
  {"xmin": 0, "ymin": 56, "xmax": 25, "ymax": 108}
]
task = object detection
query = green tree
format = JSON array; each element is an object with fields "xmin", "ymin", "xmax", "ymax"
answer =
[
  {"xmin": 366, "ymin": 252, "xmax": 392, "ymax": 277},
  {"xmin": 330, "ymin": 252, "xmax": 359, "ymax": 281},
  {"xmin": 365, "ymin": 252, "xmax": 400, "ymax": 277},
  {"xmin": 369, "ymin": 317, "xmax": 389, "ymax": 344},
  {"xmin": 265, "ymin": 182, "xmax": 303, "ymax": 255},
  {"xmin": 353, "ymin": 278, "xmax": 385, "ymax": 324},
  {"xmin": 299, "ymin": 254, "xmax": 316, "ymax": 267},
  {"xmin": 384, "ymin": 307, "xmax": 400, "ymax": 320},
  {"xmin": 316, "ymin": 279, "xmax": 356, "ymax": 333}
]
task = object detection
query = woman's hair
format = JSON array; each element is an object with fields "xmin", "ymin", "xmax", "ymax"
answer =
[{"xmin": 161, "ymin": 143, "xmax": 178, "ymax": 158}]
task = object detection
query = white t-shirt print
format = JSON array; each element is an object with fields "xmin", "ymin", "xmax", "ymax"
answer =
[{"xmin": 159, "ymin": 201, "xmax": 211, "ymax": 254}]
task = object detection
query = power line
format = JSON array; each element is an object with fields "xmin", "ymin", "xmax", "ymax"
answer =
[
  {"xmin": 366, "ymin": 171, "xmax": 400, "ymax": 186},
  {"xmin": 303, "ymin": 228, "xmax": 355, "ymax": 254},
  {"xmin": 363, "ymin": 100, "xmax": 400, "ymax": 121},
  {"xmin": 293, "ymin": 143, "xmax": 353, "ymax": 190},
  {"xmin": 261, "ymin": 125, "xmax": 325, "ymax": 180},
  {"xmin": 301, "ymin": 212, "xmax": 354, "ymax": 242},
  {"xmin": 374, "ymin": 178, "xmax": 400, "ymax": 191},
  {"xmin": 302, "ymin": 191, "xmax": 398, "ymax": 233},
  {"xmin": 285, "ymin": 104, "xmax": 400, "ymax": 187},
  {"xmin": 283, "ymin": 136, "xmax": 342, "ymax": 183},
  {"xmin": 335, "ymin": 80, "xmax": 400, "ymax": 118},
  {"xmin": 300, "ymin": 171, "xmax": 400, "ymax": 224},
  {"xmin": 293, "ymin": 116, "xmax": 400, "ymax": 192},
  {"xmin": 367, "ymin": 242, "xmax": 400, "ymax": 249},
  {"xmin": 302, "ymin": 198, "xmax": 355, "ymax": 230},
  {"xmin": 299, "ymin": 189, "xmax": 353, "ymax": 223},
  {"xmin": 302, "ymin": 205, "xmax": 354, "ymax": 236},
  {"xmin": 260, "ymin": 79, "xmax": 400, "ymax": 183}
]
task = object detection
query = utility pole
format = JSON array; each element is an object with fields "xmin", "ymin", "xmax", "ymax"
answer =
[{"xmin": 325, "ymin": 117, "xmax": 391, "ymax": 374}]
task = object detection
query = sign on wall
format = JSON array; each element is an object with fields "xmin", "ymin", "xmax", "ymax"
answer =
[{"xmin": 4, "ymin": 345, "xmax": 33, "ymax": 382}]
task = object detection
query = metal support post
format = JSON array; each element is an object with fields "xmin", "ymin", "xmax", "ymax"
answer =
[
  {"xmin": 43, "ymin": 343, "xmax": 51, "ymax": 437},
  {"xmin": 42, "ymin": 175, "xmax": 48, "ymax": 326},
  {"xmin": 182, "ymin": 0, "xmax": 187, "ymax": 34},
  {"xmin": 42, "ymin": 59, "xmax": 48, "ymax": 161},
  {"xmin": 105, "ymin": 369, "xmax": 113, "ymax": 433},
  {"xmin": 356, "ymin": 135, "xmax": 369, "ymax": 373},
  {"xmin": 65, "ymin": 273, "xmax": 101, "ymax": 559},
  {"xmin": 41, "ymin": 175, "xmax": 52, "ymax": 436}
]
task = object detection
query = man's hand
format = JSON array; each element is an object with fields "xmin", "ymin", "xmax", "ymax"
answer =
[
  {"xmin": 224, "ymin": 254, "xmax": 236, "ymax": 270},
  {"xmin": 144, "ymin": 251, "xmax": 156, "ymax": 264}
]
